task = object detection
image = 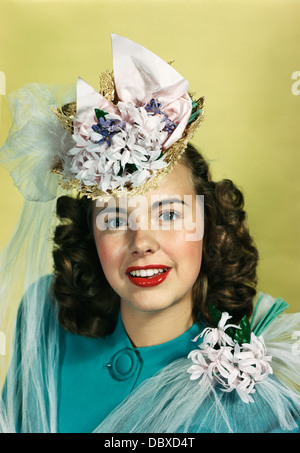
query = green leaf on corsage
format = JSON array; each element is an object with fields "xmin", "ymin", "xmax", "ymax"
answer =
[
  {"xmin": 208, "ymin": 304, "xmax": 251, "ymax": 344},
  {"xmin": 208, "ymin": 304, "xmax": 222, "ymax": 327},
  {"xmin": 234, "ymin": 315, "xmax": 251, "ymax": 344}
]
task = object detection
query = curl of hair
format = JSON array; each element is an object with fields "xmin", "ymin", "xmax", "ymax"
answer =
[
  {"xmin": 53, "ymin": 143, "xmax": 259, "ymax": 337},
  {"xmin": 181, "ymin": 144, "xmax": 259, "ymax": 325},
  {"xmin": 52, "ymin": 196, "xmax": 120, "ymax": 337}
]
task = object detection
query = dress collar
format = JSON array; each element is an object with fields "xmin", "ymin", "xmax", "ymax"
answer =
[{"xmin": 113, "ymin": 310, "xmax": 205, "ymax": 372}]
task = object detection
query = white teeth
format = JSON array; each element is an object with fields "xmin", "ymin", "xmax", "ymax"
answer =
[{"xmin": 129, "ymin": 268, "xmax": 168, "ymax": 277}]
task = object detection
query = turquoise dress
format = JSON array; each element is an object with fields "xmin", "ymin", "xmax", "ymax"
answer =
[
  {"xmin": 58, "ymin": 311, "xmax": 204, "ymax": 433},
  {"xmin": 1, "ymin": 274, "xmax": 300, "ymax": 433}
]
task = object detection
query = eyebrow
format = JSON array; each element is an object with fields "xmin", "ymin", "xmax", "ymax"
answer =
[
  {"xmin": 151, "ymin": 198, "xmax": 188, "ymax": 210},
  {"xmin": 96, "ymin": 198, "xmax": 188, "ymax": 215}
]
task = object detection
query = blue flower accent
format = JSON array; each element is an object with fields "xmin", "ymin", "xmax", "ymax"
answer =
[
  {"xmin": 144, "ymin": 99, "xmax": 162, "ymax": 115},
  {"xmin": 92, "ymin": 117, "xmax": 126, "ymax": 146},
  {"xmin": 162, "ymin": 114, "xmax": 177, "ymax": 134},
  {"xmin": 145, "ymin": 99, "xmax": 177, "ymax": 133}
]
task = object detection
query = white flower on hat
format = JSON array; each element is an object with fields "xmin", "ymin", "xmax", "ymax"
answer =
[{"xmin": 67, "ymin": 98, "xmax": 174, "ymax": 193}]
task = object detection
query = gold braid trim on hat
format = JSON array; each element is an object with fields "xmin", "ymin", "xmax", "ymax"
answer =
[{"xmin": 51, "ymin": 71, "xmax": 205, "ymax": 201}]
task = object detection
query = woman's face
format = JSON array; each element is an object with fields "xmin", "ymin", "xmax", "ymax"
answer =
[{"xmin": 93, "ymin": 163, "xmax": 203, "ymax": 316}]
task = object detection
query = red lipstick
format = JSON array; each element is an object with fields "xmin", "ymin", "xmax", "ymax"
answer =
[{"xmin": 126, "ymin": 265, "xmax": 171, "ymax": 288}]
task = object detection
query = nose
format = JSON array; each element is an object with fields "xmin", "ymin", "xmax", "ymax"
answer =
[{"xmin": 129, "ymin": 227, "xmax": 159, "ymax": 257}]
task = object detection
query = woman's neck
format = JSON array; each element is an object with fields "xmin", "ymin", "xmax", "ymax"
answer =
[{"xmin": 120, "ymin": 298, "xmax": 194, "ymax": 348}]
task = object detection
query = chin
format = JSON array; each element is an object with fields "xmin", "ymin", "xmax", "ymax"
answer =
[
  {"xmin": 123, "ymin": 299, "xmax": 170, "ymax": 314},
  {"xmin": 122, "ymin": 292, "xmax": 190, "ymax": 315}
]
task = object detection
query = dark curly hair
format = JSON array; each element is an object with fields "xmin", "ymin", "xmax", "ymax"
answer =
[
  {"xmin": 52, "ymin": 143, "xmax": 259, "ymax": 337},
  {"xmin": 52, "ymin": 196, "xmax": 120, "ymax": 337}
]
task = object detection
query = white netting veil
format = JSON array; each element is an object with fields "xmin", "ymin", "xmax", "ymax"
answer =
[{"xmin": 0, "ymin": 83, "xmax": 75, "ymax": 432}]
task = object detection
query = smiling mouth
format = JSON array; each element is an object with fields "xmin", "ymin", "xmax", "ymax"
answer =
[
  {"xmin": 125, "ymin": 266, "xmax": 171, "ymax": 287},
  {"xmin": 128, "ymin": 268, "xmax": 169, "ymax": 278}
]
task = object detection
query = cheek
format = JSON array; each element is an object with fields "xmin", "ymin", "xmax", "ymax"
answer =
[
  {"xmin": 164, "ymin": 232, "xmax": 203, "ymax": 279},
  {"xmin": 181, "ymin": 241, "xmax": 202, "ymax": 289},
  {"xmin": 182, "ymin": 240, "xmax": 203, "ymax": 277},
  {"xmin": 94, "ymin": 233, "xmax": 122, "ymax": 281}
]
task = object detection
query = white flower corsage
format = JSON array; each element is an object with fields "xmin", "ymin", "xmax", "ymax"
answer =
[{"xmin": 187, "ymin": 305, "xmax": 273, "ymax": 403}]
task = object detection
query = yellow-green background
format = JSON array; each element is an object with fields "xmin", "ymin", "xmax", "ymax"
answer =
[{"xmin": 0, "ymin": 0, "xmax": 299, "ymax": 312}]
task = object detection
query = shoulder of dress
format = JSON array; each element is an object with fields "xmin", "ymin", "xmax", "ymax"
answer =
[
  {"xmin": 17, "ymin": 274, "xmax": 57, "ymax": 328},
  {"xmin": 26, "ymin": 273, "xmax": 54, "ymax": 292},
  {"xmin": 21, "ymin": 274, "xmax": 54, "ymax": 306}
]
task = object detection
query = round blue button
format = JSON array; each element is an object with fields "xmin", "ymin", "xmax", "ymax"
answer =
[{"xmin": 110, "ymin": 348, "xmax": 138, "ymax": 381}]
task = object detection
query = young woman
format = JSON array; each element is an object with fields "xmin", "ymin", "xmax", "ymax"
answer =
[{"xmin": 0, "ymin": 35, "xmax": 299, "ymax": 433}]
